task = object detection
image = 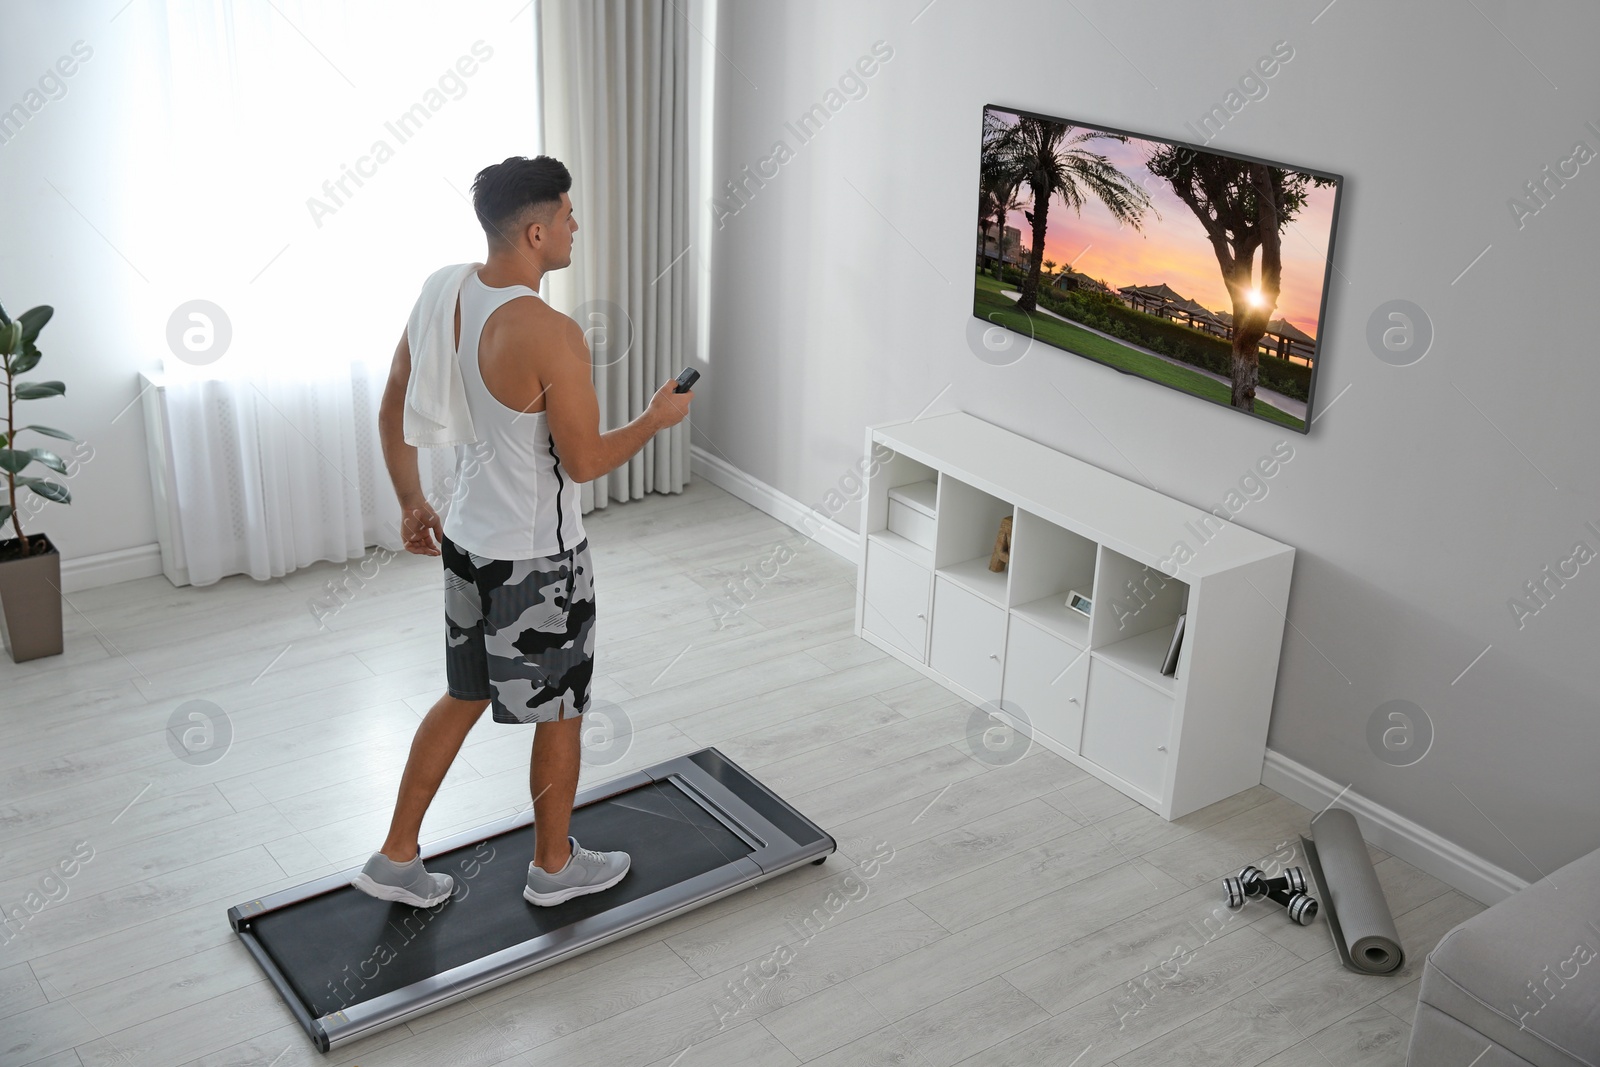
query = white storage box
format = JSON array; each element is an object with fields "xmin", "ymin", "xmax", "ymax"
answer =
[{"xmin": 886, "ymin": 479, "xmax": 937, "ymax": 550}]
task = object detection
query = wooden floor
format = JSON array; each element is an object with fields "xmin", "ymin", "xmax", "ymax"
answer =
[{"xmin": 0, "ymin": 479, "xmax": 1480, "ymax": 1067}]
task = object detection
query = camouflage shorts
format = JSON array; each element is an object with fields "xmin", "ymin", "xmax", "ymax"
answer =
[{"xmin": 441, "ymin": 534, "xmax": 596, "ymax": 724}]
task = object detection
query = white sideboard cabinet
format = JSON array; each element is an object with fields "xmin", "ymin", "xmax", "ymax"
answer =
[{"xmin": 854, "ymin": 411, "xmax": 1295, "ymax": 820}]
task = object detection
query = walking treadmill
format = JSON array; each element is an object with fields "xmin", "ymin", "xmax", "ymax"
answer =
[{"xmin": 228, "ymin": 747, "xmax": 836, "ymax": 1052}]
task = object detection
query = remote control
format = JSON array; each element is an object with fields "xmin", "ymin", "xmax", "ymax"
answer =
[{"xmin": 674, "ymin": 367, "xmax": 700, "ymax": 393}]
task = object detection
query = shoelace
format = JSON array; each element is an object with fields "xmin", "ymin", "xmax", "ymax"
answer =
[{"xmin": 571, "ymin": 842, "xmax": 606, "ymax": 868}]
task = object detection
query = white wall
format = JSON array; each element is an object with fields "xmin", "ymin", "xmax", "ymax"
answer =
[
  {"xmin": 700, "ymin": 0, "xmax": 1600, "ymax": 886},
  {"xmin": 1, "ymin": 4, "xmax": 156, "ymax": 565}
]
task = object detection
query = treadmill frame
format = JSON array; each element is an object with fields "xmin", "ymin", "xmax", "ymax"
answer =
[{"xmin": 228, "ymin": 747, "xmax": 835, "ymax": 1052}]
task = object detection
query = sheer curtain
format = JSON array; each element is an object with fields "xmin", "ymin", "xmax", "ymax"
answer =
[
  {"xmin": 539, "ymin": 0, "xmax": 696, "ymax": 509},
  {"xmin": 124, "ymin": 1, "xmax": 537, "ymax": 584},
  {"xmin": 153, "ymin": 365, "xmax": 403, "ymax": 584}
]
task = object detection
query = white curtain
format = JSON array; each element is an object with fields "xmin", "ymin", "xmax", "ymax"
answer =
[
  {"xmin": 150, "ymin": 361, "xmax": 458, "ymax": 586},
  {"xmin": 123, "ymin": 0, "xmax": 537, "ymax": 584},
  {"xmin": 539, "ymin": 0, "xmax": 694, "ymax": 508}
]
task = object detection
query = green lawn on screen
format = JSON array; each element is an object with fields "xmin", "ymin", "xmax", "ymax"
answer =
[{"xmin": 973, "ymin": 273, "xmax": 1305, "ymax": 432}]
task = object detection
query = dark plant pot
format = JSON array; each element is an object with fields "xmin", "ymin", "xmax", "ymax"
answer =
[{"xmin": 0, "ymin": 533, "xmax": 64, "ymax": 662}]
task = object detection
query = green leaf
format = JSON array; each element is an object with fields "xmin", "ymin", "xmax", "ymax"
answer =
[
  {"xmin": 14, "ymin": 380, "xmax": 65, "ymax": 400},
  {"xmin": 17, "ymin": 424, "xmax": 75, "ymax": 441},
  {"xmin": 0, "ymin": 449, "xmax": 32, "ymax": 474},
  {"xmin": 27, "ymin": 448, "xmax": 66, "ymax": 474},
  {"xmin": 0, "ymin": 322, "xmax": 20, "ymax": 357},
  {"xmin": 17, "ymin": 479, "xmax": 69, "ymax": 503},
  {"xmin": 17, "ymin": 306, "xmax": 52, "ymax": 345},
  {"xmin": 0, "ymin": 505, "xmax": 11, "ymax": 526},
  {"xmin": 0, "ymin": 302, "xmax": 10, "ymax": 327},
  {"xmin": 9, "ymin": 346, "xmax": 40, "ymax": 374}
]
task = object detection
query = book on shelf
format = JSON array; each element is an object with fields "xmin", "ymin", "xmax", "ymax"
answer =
[{"xmin": 1160, "ymin": 613, "xmax": 1186, "ymax": 677}]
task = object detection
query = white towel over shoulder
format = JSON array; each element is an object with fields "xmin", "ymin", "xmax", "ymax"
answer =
[{"xmin": 403, "ymin": 261, "xmax": 483, "ymax": 447}]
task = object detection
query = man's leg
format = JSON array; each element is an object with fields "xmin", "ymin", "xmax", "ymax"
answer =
[
  {"xmin": 531, "ymin": 705, "xmax": 582, "ymax": 872},
  {"xmin": 379, "ymin": 693, "xmax": 490, "ymax": 862}
]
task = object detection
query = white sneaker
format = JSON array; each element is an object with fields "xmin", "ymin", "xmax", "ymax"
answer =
[
  {"xmin": 350, "ymin": 851, "xmax": 454, "ymax": 908},
  {"xmin": 524, "ymin": 835, "xmax": 630, "ymax": 906}
]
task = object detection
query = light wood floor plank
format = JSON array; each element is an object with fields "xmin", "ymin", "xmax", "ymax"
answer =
[
  {"xmin": 640, "ymin": 1021, "xmax": 802, "ymax": 1067},
  {"xmin": 890, "ymin": 975, "xmax": 1052, "ymax": 1067},
  {"xmin": 950, "ymin": 927, "xmax": 1302, "ymax": 1067},
  {"xmin": 0, "ymin": 961, "xmax": 47, "ymax": 1022},
  {"xmin": 1253, "ymin": 1001, "xmax": 1412, "ymax": 1067}
]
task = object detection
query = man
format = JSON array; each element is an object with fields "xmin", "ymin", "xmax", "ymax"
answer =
[{"xmin": 351, "ymin": 154, "xmax": 693, "ymax": 908}]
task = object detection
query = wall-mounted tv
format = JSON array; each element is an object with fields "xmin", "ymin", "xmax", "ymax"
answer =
[{"xmin": 975, "ymin": 103, "xmax": 1343, "ymax": 433}]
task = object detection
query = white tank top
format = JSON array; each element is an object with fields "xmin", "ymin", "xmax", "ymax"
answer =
[{"xmin": 440, "ymin": 270, "xmax": 585, "ymax": 560}]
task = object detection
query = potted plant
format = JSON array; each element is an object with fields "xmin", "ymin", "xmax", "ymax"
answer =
[{"xmin": 0, "ymin": 302, "xmax": 72, "ymax": 662}]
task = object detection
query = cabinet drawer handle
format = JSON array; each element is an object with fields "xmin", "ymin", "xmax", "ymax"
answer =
[
  {"xmin": 915, "ymin": 612, "xmax": 926, "ymax": 619},
  {"xmin": 1157, "ymin": 745, "xmax": 1167, "ymax": 752},
  {"xmin": 1068, "ymin": 697, "xmax": 1079, "ymax": 704},
  {"xmin": 988, "ymin": 653, "xmax": 999, "ymax": 660}
]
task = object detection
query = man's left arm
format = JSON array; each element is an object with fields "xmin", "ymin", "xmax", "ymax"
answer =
[{"xmin": 379, "ymin": 327, "xmax": 443, "ymax": 556}]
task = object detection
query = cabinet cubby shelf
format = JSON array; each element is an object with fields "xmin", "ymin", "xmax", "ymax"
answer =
[
  {"xmin": 854, "ymin": 411, "xmax": 1295, "ymax": 821},
  {"xmin": 1011, "ymin": 595, "xmax": 1090, "ymax": 649},
  {"xmin": 866, "ymin": 529, "xmax": 930, "ymax": 569},
  {"xmin": 1093, "ymin": 628, "xmax": 1181, "ymax": 696},
  {"xmin": 935, "ymin": 556, "xmax": 1007, "ymax": 607}
]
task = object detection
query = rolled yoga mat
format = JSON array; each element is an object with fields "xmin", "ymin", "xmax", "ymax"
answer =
[{"xmin": 1301, "ymin": 807, "xmax": 1405, "ymax": 974}]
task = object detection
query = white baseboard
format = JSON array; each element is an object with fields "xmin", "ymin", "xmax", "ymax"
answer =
[
  {"xmin": 60, "ymin": 543, "xmax": 164, "ymax": 593},
  {"xmin": 689, "ymin": 444, "xmax": 859, "ymax": 562},
  {"xmin": 1261, "ymin": 749, "xmax": 1527, "ymax": 906}
]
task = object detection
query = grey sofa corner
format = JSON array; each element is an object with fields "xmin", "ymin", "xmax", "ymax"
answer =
[{"xmin": 1407, "ymin": 846, "xmax": 1600, "ymax": 1067}]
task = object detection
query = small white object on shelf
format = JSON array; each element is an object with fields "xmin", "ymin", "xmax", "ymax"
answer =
[
  {"xmin": 886, "ymin": 479, "xmax": 937, "ymax": 550},
  {"xmin": 1066, "ymin": 589, "xmax": 1092, "ymax": 617},
  {"xmin": 888, "ymin": 478, "xmax": 937, "ymax": 515}
]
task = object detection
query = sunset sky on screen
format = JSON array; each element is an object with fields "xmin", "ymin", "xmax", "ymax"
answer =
[{"xmin": 990, "ymin": 112, "xmax": 1338, "ymax": 338}]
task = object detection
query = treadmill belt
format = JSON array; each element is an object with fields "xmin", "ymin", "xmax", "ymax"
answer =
[{"xmin": 252, "ymin": 778, "xmax": 754, "ymax": 1018}]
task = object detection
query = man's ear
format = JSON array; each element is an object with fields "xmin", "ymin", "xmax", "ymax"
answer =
[{"xmin": 525, "ymin": 217, "xmax": 546, "ymax": 249}]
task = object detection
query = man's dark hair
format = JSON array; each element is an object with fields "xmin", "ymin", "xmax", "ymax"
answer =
[{"xmin": 471, "ymin": 155, "xmax": 572, "ymax": 246}]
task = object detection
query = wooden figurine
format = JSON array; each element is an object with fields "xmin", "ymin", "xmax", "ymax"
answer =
[{"xmin": 988, "ymin": 515, "xmax": 1012, "ymax": 572}]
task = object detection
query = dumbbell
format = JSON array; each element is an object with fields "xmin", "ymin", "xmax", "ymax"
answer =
[
  {"xmin": 1222, "ymin": 863, "xmax": 1312, "ymax": 915},
  {"xmin": 1265, "ymin": 881, "xmax": 1319, "ymax": 926},
  {"xmin": 1259, "ymin": 866, "xmax": 1308, "ymax": 896},
  {"xmin": 1222, "ymin": 867, "xmax": 1259, "ymax": 909}
]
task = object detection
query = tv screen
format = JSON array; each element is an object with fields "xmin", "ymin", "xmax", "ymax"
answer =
[{"xmin": 975, "ymin": 103, "xmax": 1343, "ymax": 433}]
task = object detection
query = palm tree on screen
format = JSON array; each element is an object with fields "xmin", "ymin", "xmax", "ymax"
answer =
[
  {"xmin": 978, "ymin": 173, "xmax": 1024, "ymax": 280},
  {"xmin": 1145, "ymin": 148, "xmax": 1334, "ymax": 410},
  {"xmin": 984, "ymin": 116, "xmax": 1152, "ymax": 313}
]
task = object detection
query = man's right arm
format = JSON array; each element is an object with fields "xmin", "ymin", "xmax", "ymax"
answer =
[{"xmin": 541, "ymin": 314, "xmax": 693, "ymax": 483}]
